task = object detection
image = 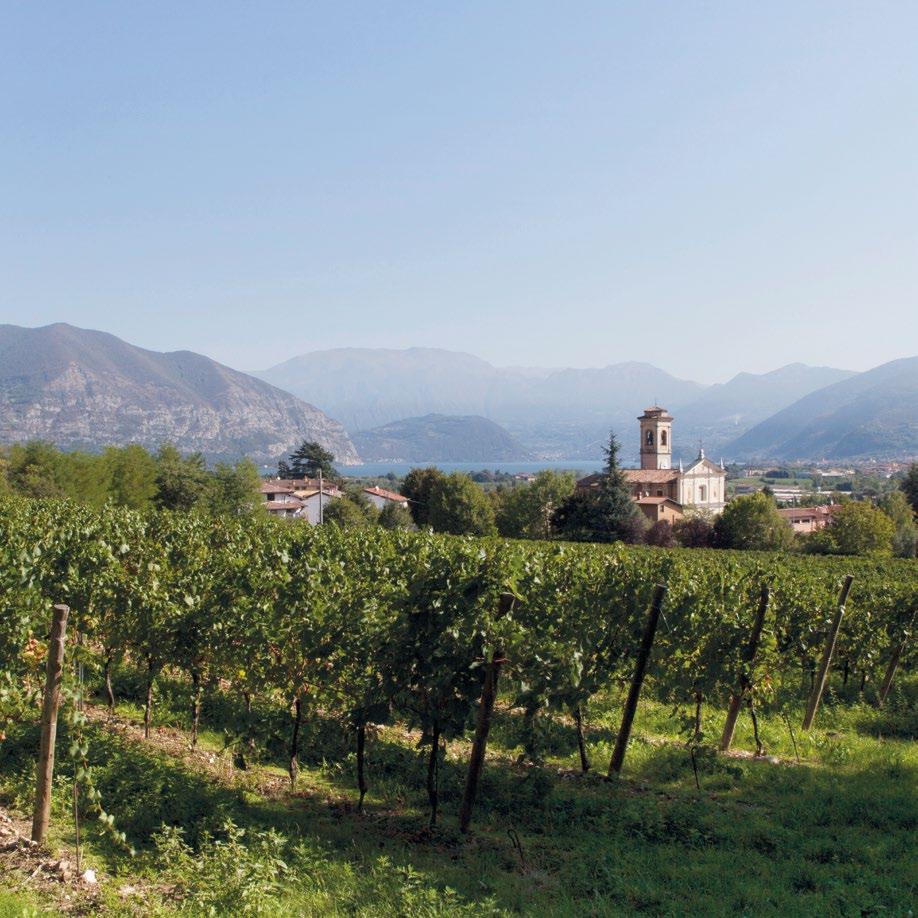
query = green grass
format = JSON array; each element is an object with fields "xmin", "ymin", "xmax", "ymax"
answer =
[{"xmin": 1, "ymin": 674, "xmax": 916, "ymax": 916}]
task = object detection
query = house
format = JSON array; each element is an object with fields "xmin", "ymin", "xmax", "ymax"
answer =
[
  {"xmin": 777, "ymin": 505, "xmax": 841, "ymax": 534},
  {"xmin": 260, "ymin": 478, "xmax": 342, "ymax": 523},
  {"xmin": 577, "ymin": 406, "xmax": 727, "ymax": 516},
  {"xmin": 635, "ymin": 497, "xmax": 685, "ymax": 526},
  {"xmin": 363, "ymin": 485, "xmax": 409, "ymax": 511}
]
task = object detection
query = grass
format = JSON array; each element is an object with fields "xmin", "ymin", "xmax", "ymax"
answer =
[{"xmin": 1, "ymin": 670, "xmax": 915, "ymax": 916}]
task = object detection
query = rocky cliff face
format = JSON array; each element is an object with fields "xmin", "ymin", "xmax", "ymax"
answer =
[{"xmin": 0, "ymin": 324, "xmax": 358, "ymax": 464}]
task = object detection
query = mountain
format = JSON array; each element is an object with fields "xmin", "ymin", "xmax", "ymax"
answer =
[
  {"xmin": 257, "ymin": 348, "xmax": 706, "ymax": 459},
  {"xmin": 0, "ymin": 323, "xmax": 359, "ymax": 464},
  {"xmin": 352, "ymin": 414, "xmax": 533, "ymax": 462},
  {"xmin": 726, "ymin": 356, "xmax": 918, "ymax": 460},
  {"xmin": 676, "ymin": 363, "xmax": 855, "ymax": 452}
]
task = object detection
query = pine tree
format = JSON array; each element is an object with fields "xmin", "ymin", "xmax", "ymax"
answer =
[
  {"xmin": 552, "ymin": 432, "xmax": 644, "ymax": 543},
  {"xmin": 287, "ymin": 441, "xmax": 335, "ymax": 478}
]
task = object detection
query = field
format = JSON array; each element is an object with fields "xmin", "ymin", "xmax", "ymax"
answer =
[
  {"xmin": 1, "ymin": 497, "xmax": 916, "ymax": 916},
  {"xmin": 1, "ymin": 672, "xmax": 915, "ymax": 917}
]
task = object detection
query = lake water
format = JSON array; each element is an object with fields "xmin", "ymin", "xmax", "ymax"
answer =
[{"xmin": 340, "ymin": 459, "xmax": 603, "ymax": 478}]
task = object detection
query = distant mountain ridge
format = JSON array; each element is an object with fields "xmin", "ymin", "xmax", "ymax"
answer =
[
  {"xmin": 352, "ymin": 414, "xmax": 533, "ymax": 462},
  {"xmin": 258, "ymin": 348, "xmax": 859, "ymax": 461},
  {"xmin": 726, "ymin": 356, "xmax": 918, "ymax": 460},
  {"xmin": 0, "ymin": 324, "xmax": 358, "ymax": 463}
]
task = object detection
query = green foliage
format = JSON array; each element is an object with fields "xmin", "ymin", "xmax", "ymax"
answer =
[
  {"xmin": 207, "ymin": 459, "xmax": 262, "ymax": 516},
  {"xmin": 427, "ymin": 472, "xmax": 497, "ymax": 536},
  {"xmin": 714, "ymin": 492, "xmax": 794, "ymax": 551},
  {"xmin": 378, "ymin": 500, "xmax": 414, "ymax": 530},
  {"xmin": 401, "ymin": 467, "xmax": 445, "ymax": 527},
  {"xmin": 899, "ymin": 462, "xmax": 918, "ymax": 514},
  {"xmin": 154, "ymin": 445, "xmax": 208, "ymax": 512},
  {"xmin": 552, "ymin": 433, "xmax": 644, "ymax": 543},
  {"xmin": 106, "ymin": 444, "xmax": 158, "ymax": 509},
  {"xmin": 323, "ymin": 494, "xmax": 378, "ymax": 528},
  {"xmin": 494, "ymin": 470, "xmax": 575, "ymax": 539},
  {"xmin": 286, "ymin": 440, "xmax": 335, "ymax": 479},
  {"xmin": 880, "ymin": 490, "xmax": 917, "ymax": 558},
  {"xmin": 806, "ymin": 502, "xmax": 896, "ymax": 557}
]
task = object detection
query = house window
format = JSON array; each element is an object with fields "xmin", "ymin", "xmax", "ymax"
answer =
[
  {"xmin": 699, "ymin": 485, "xmax": 707, "ymax": 502},
  {"xmin": 661, "ymin": 430, "xmax": 667, "ymax": 446},
  {"xmin": 656, "ymin": 489, "xmax": 663, "ymax": 496}
]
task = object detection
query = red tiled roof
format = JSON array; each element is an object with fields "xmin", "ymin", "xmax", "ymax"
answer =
[
  {"xmin": 624, "ymin": 469, "xmax": 680, "ymax": 483},
  {"xmin": 265, "ymin": 499, "xmax": 303, "ymax": 511},
  {"xmin": 636, "ymin": 496, "xmax": 681, "ymax": 506},
  {"xmin": 364, "ymin": 486, "xmax": 406, "ymax": 502}
]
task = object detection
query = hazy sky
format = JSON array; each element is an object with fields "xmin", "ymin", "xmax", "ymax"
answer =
[{"xmin": 2, "ymin": 3, "xmax": 916, "ymax": 383}]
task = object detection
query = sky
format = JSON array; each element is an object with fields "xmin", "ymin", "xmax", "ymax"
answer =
[{"xmin": 2, "ymin": 2, "xmax": 916, "ymax": 384}]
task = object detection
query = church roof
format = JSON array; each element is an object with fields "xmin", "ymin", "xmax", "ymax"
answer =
[{"xmin": 624, "ymin": 469, "xmax": 680, "ymax": 483}]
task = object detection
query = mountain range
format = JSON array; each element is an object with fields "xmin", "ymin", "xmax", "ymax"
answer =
[
  {"xmin": 0, "ymin": 324, "xmax": 358, "ymax": 464},
  {"xmin": 260, "ymin": 348, "xmax": 912, "ymax": 463},
  {"xmin": 2, "ymin": 323, "xmax": 916, "ymax": 465},
  {"xmin": 352, "ymin": 414, "xmax": 533, "ymax": 463}
]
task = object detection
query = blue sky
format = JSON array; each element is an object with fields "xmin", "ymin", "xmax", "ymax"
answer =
[{"xmin": 2, "ymin": 2, "xmax": 916, "ymax": 382}]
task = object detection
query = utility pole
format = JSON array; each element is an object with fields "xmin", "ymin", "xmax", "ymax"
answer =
[{"xmin": 318, "ymin": 470, "xmax": 324, "ymax": 524}]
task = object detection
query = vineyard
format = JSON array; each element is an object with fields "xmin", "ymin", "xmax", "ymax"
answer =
[{"xmin": 1, "ymin": 495, "xmax": 917, "ymax": 915}]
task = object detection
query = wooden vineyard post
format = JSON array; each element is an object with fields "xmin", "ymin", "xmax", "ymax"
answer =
[
  {"xmin": 877, "ymin": 642, "xmax": 905, "ymax": 707},
  {"xmin": 609, "ymin": 584, "xmax": 667, "ymax": 776},
  {"xmin": 31, "ymin": 604, "xmax": 70, "ymax": 845},
  {"xmin": 720, "ymin": 583, "xmax": 770, "ymax": 752},
  {"xmin": 458, "ymin": 592, "xmax": 515, "ymax": 833},
  {"xmin": 802, "ymin": 575, "xmax": 854, "ymax": 731}
]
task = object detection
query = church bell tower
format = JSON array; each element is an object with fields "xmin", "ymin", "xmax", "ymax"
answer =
[{"xmin": 638, "ymin": 407, "xmax": 673, "ymax": 470}]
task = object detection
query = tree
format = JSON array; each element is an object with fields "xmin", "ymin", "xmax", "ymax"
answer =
[
  {"xmin": 154, "ymin": 445, "xmax": 208, "ymax": 512},
  {"xmin": 879, "ymin": 490, "xmax": 917, "ymax": 558},
  {"xmin": 644, "ymin": 520, "xmax": 675, "ymax": 548},
  {"xmin": 401, "ymin": 467, "xmax": 446, "ymax": 527},
  {"xmin": 207, "ymin": 459, "xmax": 262, "ymax": 516},
  {"xmin": 552, "ymin": 433, "xmax": 644, "ymax": 544},
  {"xmin": 495, "ymin": 471, "xmax": 576, "ymax": 540},
  {"xmin": 6, "ymin": 441, "xmax": 66, "ymax": 498},
  {"xmin": 898, "ymin": 464, "xmax": 918, "ymax": 516},
  {"xmin": 378, "ymin": 501, "xmax": 414, "ymax": 530},
  {"xmin": 107, "ymin": 445, "xmax": 158, "ymax": 509},
  {"xmin": 806, "ymin": 501, "xmax": 895, "ymax": 556},
  {"xmin": 673, "ymin": 515, "xmax": 715, "ymax": 548},
  {"xmin": 287, "ymin": 441, "xmax": 335, "ymax": 479},
  {"xmin": 323, "ymin": 494, "xmax": 378, "ymax": 528},
  {"xmin": 713, "ymin": 492, "xmax": 793, "ymax": 551},
  {"xmin": 427, "ymin": 473, "xmax": 497, "ymax": 536}
]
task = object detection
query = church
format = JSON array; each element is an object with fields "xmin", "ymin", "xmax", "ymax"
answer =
[{"xmin": 577, "ymin": 406, "xmax": 727, "ymax": 524}]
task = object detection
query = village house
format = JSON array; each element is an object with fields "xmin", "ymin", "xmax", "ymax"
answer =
[
  {"xmin": 260, "ymin": 478, "xmax": 343, "ymax": 523},
  {"xmin": 777, "ymin": 504, "xmax": 841, "ymax": 534},
  {"xmin": 577, "ymin": 406, "xmax": 727, "ymax": 524},
  {"xmin": 362, "ymin": 486, "xmax": 409, "ymax": 511}
]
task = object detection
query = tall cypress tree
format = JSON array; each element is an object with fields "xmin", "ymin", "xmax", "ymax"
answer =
[{"xmin": 552, "ymin": 431, "xmax": 644, "ymax": 543}]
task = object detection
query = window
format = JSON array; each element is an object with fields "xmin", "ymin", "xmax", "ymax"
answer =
[
  {"xmin": 646, "ymin": 430, "xmax": 654, "ymax": 446},
  {"xmin": 661, "ymin": 430, "xmax": 667, "ymax": 446},
  {"xmin": 699, "ymin": 485, "xmax": 707, "ymax": 502},
  {"xmin": 656, "ymin": 489, "xmax": 663, "ymax": 496}
]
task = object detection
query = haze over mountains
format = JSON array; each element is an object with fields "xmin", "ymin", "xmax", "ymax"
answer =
[
  {"xmin": 260, "ymin": 348, "xmax": 912, "ymax": 463},
  {"xmin": 2, "ymin": 324, "xmax": 915, "ymax": 465},
  {"xmin": 0, "ymin": 324, "xmax": 358, "ymax": 463}
]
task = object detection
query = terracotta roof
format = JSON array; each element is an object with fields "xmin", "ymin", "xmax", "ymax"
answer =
[
  {"xmin": 363, "ymin": 486, "xmax": 406, "ymax": 502},
  {"xmin": 636, "ymin": 496, "xmax": 681, "ymax": 506},
  {"xmin": 777, "ymin": 505, "xmax": 840, "ymax": 520},
  {"xmin": 623, "ymin": 469, "xmax": 680, "ymax": 483},
  {"xmin": 260, "ymin": 482, "xmax": 294, "ymax": 494},
  {"xmin": 265, "ymin": 499, "xmax": 303, "ymax": 511}
]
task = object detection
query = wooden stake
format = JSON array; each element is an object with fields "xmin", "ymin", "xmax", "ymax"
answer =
[
  {"xmin": 877, "ymin": 641, "xmax": 904, "ymax": 707},
  {"xmin": 31, "ymin": 604, "xmax": 70, "ymax": 845},
  {"xmin": 609, "ymin": 584, "xmax": 667, "ymax": 775},
  {"xmin": 720, "ymin": 583, "xmax": 770, "ymax": 752},
  {"xmin": 458, "ymin": 593, "xmax": 514, "ymax": 833},
  {"xmin": 802, "ymin": 575, "xmax": 854, "ymax": 731}
]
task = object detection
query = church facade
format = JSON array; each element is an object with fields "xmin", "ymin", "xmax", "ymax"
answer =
[{"xmin": 578, "ymin": 406, "xmax": 727, "ymax": 520}]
